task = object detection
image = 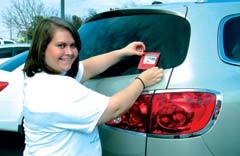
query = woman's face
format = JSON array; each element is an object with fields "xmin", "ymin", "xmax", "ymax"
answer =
[{"xmin": 45, "ymin": 28, "xmax": 78, "ymax": 74}]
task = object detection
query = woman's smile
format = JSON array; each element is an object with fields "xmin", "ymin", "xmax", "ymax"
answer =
[{"xmin": 45, "ymin": 28, "xmax": 78, "ymax": 73}]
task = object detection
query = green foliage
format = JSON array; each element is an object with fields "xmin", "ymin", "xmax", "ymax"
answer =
[{"xmin": 26, "ymin": 16, "xmax": 45, "ymax": 41}]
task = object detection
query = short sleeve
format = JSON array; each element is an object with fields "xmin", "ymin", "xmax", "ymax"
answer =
[
  {"xmin": 23, "ymin": 73, "xmax": 109, "ymax": 134},
  {"xmin": 75, "ymin": 61, "xmax": 84, "ymax": 81}
]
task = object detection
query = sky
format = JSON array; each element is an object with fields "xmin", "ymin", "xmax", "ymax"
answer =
[{"xmin": 0, "ymin": 0, "xmax": 196, "ymax": 40}]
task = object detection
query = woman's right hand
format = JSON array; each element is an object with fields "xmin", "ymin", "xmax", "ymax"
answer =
[
  {"xmin": 98, "ymin": 67, "xmax": 163, "ymax": 125},
  {"xmin": 138, "ymin": 67, "xmax": 164, "ymax": 87}
]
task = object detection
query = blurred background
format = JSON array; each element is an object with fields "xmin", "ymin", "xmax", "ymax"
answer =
[
  {"xmin": 0, "ymin": 0, "xmax": 195, "ymax": 43},
  {"xmin": 0, "ymin": 0, "xmax": 153, "ymax": 43}
]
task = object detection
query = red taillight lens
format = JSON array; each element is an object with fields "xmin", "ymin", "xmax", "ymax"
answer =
[
  {"xmin": 0, "ymin": 81, "xmax": 9, "ymax": 92},
  {"xmin": 107, "ymin": 94, "xmax": 152, "ymax": 132},
  {"xmin": 106, "ymin": 91, "xmax": 221, "ymax": 137},
  {"xmin": 150, "ymin": 92, "xmax": 217, "ymax": 135}
]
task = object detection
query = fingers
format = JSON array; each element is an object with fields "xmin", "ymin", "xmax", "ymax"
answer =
[
  {"xmin": 122, "ymin": 41, "xmax": 146, "ymax": 56},
  {"xmin": 135, "ymin": 42, "xmax": 146, "ymax": 52},
  {"xmin": 155, "ymin": 69, "xmax": 164, "ymax": 82},
  {"xmin": 151, "ymin": 67, "xmax": 164, "ymax": 82},
  {"xmin": 139, "ymin": 67, "xmax": 164, "ymax": 87}
]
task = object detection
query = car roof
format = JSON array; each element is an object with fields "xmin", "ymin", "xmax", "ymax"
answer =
[{"xmin": 0, "ymin": 43, "xmax": 30, "ymax": 48}]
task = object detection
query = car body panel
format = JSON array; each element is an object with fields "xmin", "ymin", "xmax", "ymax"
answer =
[
  {"xmin": 0, "ymin": 65, "xmax": 24, "ymax": 132},
  {"xmin": 80, "ymin": 1, "xmax": 240, "ymax": 156},
  {"xmin": 167, "ymin": 2, "xmax": 240, "ymax": 155},
  {"xmin": 0, "ymin": 58, "xmax": 10, "ymax": 64},
  {"xmin": 146, "ymin": 137, "xmax": 211, "ymax": 156},
  {"xmin": 83, "ymin": 68, "xmax": 172, "ymax": 95},
  {"xmin": 99, "ymin": 125, "xmax": 147, "ymax": 156}
]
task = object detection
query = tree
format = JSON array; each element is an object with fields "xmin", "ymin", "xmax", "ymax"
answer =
[
  {"xmin": 26, "ymin": 16, "xmax": 45, "ymax": 40},
  {"xmin": 72, "ymin": 15, "xmax": 83, "ymax": 30},
  {"xmin": 82, "ymin": 8, "xmax": 97, "ymax": 22},
  {"xmin": 1, "ymin": 0, "xmax": 58, "ymax": 41}
]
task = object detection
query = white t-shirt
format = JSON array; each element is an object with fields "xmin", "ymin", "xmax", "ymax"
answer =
[{"xmin": 23, "ymin": 62, "xmax": 109, "ymax": 156}]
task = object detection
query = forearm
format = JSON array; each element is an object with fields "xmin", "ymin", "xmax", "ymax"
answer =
[
  {"xmin": 98, "ymin": 78, "xmax": 144, "ymax": 125},
  {"xmin": 81, "ymin": 49, "xmax": 124, "ymax": 82},
  {"xmin": 80, "ymin": 41, "xmax": 145, "ymax": 82}
]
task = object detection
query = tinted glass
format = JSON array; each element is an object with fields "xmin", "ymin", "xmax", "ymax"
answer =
[
  {"xmin": 0, "ymin": 46, "xmax": 29, "ymax": 58},
  {"xmin": 4, "ymin": 41, "xmax": 15, "ymax": 44},
  {"xmin": 0, "ymin": 47, "xmax": 13, "ymax": 58},
  {"xmin": 223, "ymin": 16, "xmax": 240, "ymax": 62},
  {"xmin": 79, "ymin": 12, "xmax": 190, "ymax": 78}
]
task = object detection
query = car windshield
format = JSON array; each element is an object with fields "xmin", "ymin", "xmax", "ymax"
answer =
[{"xmin": 79, "ymin": 11, "xmax": 190, "ymax": 77}]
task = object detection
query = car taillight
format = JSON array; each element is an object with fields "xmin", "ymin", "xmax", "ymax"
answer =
[
  {"xmin": 107, "ymin": 93, "xmax": 152, "ymax": 132},
  {"xmin": 0, "ymin": 81, "xmax": 9, "ymax": 91},
  {"xmin": 106, "ymin": 90, "xmax": 221, "ymax": 137}
]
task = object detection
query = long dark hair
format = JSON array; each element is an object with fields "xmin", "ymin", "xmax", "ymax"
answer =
[{"xmin": 23, "ymin": 17, "xmax": 81, "ymax": 78}]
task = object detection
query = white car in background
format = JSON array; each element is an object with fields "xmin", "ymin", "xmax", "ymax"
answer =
[
  {"xmin": 0, "ymin": 43, "xmax": 30, "ymax": 64},
  {"xmin": 0, "ymin": 38, "xmax": 16, "ymax": 45},
  {"xmin": 0, "ymin": 51, "xmax": 27, "ymax": 133}
]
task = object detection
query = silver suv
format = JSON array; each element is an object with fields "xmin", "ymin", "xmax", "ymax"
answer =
[{"xmin": 79, "ymin": 0, "xmax": 240, "ymax": 156}]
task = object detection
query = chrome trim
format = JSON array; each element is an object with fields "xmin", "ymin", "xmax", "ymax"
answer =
[
  {"xmin": 150, "ymin": 88, "xmax": 222, "ymax": 139},
  {"xmin": 219, "ymin": 13, "xmax": 240, "ymax": 66},
  {"xmin": 103, "ymin": 88, "xmax": 222, "ymax": 139}
]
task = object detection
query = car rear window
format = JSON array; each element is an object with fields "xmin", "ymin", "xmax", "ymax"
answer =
[
  {"xmin": 4, "ymin": 41, "xmax": 15, "ymax": 44},
  {"xmin": 79, "ymin": 11, "xmax": 190, "ymax": 78}
]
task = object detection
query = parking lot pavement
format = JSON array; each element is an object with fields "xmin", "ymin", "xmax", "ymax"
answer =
[{"xmin": 0, "ymin": 131, "xmax": 24, "ymax": 156}]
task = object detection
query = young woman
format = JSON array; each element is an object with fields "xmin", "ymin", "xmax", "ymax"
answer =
[{"xmin": 22, "ymin": 17, "xmax": 164, "ymax": 156}]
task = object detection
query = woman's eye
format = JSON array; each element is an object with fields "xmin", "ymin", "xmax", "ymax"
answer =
[
  {"xmin": 70, "ymin": 43, "xmax": 77, "ymax": 48},
  {"xmin": 57, "ymin": 44, "xmax": 65, "ymax": 48}
]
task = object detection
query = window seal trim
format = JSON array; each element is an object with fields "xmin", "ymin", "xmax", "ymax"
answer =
[{"xmin": 219, "ymin": 14, "xmax": 240, "ymax": 66}]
